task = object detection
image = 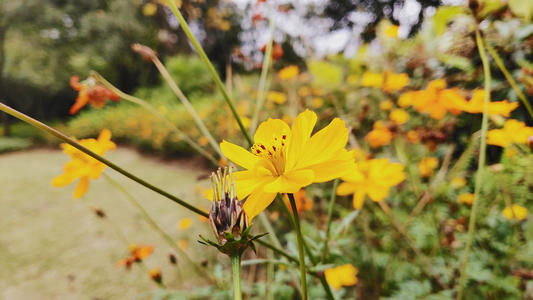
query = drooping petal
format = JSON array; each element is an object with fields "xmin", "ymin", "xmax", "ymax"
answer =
[
  {"xmin": 352, "ymin": 190, "xmax": 366, "ymax": 210},
  {"xmin": 51, "ymin": 173, "xmax": 77, "ymax": 187},
  {"xmin": 74, "ymin": 176, "xmax": 90, "ymax": 199},
  {"xmin": 285, "ymin": 110, "xmax": 317, "ymax": 170},
  {"xmin": 243, "ymin": 186, "xmax": 277, "ymax": 221},
  {"xmin": 220, "ymin": 140, "xmax": 259, "ymax": 169},
  {"xmin": 263, "ymin": 169, "xmax": 314, "ymax": 194}
]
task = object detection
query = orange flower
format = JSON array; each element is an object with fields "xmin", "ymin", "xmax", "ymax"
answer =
[
  {"xmin": 283, "ymin": 189, "xmax": 313, "ymax": 213},
  {"xmin": 69, "ymin": 76, "xmax": 120, "ymax": 115},
  {"xmin": 383, "ymin": 72, "xmax": 409, "ymax": 93},
  {"xmin": 457, "ymin": 193, "xmax": 475, "ymax": 205},
  {"xmin": 418, "ymin": 157, "xmax": 439, "ymax": 177},
  {"xmin": 406, "ymin": 130, "xmax": 420, "ymax": 143},
  {"xmin": 389, "ymin": 109, "xmax": 410, "ymax": 125},
  {"xmin": 462, "ymin": 90, "xmax": 519, "ymax": 117},
  {"xmin": 366, "ymin": 121, "xmax": 393, "ymax": 148},
  {"xmin": 116, "ymin": 244, "xmax": 154, "ymax": 269}
]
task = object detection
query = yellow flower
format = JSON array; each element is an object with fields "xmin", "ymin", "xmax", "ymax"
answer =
[
  {"xmin": 389, "ymin": 108, "xmax": 410, "ymax": 125},
  {"xmin": 365, "ymin": 121, "xmax": 393, "ymax": 148},
  {"xmin": 383, "ymin": 72, "xmax": 409, "ymax": 92},
  {"xmin": 324, "ymin": 264, "xmax": 358, "ymax": 290},
  {"xmin": 220, "ymin": 110, "xmax": 353, "ymax": 220},
  {"xmin": 450, "ymin": 177, "xmax": 467, "ymax": 189},
  {"xmin": 51, "ymin": 129, "xmax": 116, "ymax": 199},
  {"xmin": 487, "ymin": 119, "xmax": 533, "ymax": 148},
  {"xmin": 463, "ymin": 90, "xmax": 519, "ymax": 117},
  {"xmin": 502, "ymin": 204, "xmax": 528, "ymax": 221},
  {"xmin": 418, "ymin": 157, "xmax": 439, "ymax": 177},
  {"xmin": 337, "ymin": 158, "xmax": 405, "ymax": 209},
  {"xmin": 457, "ymin": 193, "xmax": 475, "ymax": 205},
  {"xmin": 198, "ymin": 136, "xmax": 209, "ymax": 146},
  {"xmin": 178, "ymin": 218, "xmax": 192, "ymax": 230},
  {"xmin": 311, "ymin": 97, "xmax": 324, "ymax": 109},
  {"xmin": 379, "ymin": 100, "xmax": 394, "ymax": 111},
  {"xmin": 267, "ymin": 91, "xmax": 287, "ymax": 104},
  {"xmin": 347, "ymin": 74, "xmax": 359, "ymax": 85},
  {"xmin": 142, "ymin": 3, "xmax": 158, "ymax": 16},
  {"xmin": 361, "ymin": 72, "xmax": 384, "ymax": 88},
  {"xmin": 278, "ymin": 65, "xmax": 299, "ymax": 80},
  {"xmin": 298, "ymin": 86, "xmax": 311, "ymax": 97},
  {"xmin": 385, "ymin": 24, "xmax": 399, "ymax": 38}
]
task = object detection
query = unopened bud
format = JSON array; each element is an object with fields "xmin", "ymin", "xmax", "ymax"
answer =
[{"xmin": 131, "ymin": 43, "xmax": 157, "ymax": 61}]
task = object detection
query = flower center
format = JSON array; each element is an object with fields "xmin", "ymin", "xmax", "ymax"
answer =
[{"xmin": 251, "ymin": 134, "xmax": 287, "ymax": 175}]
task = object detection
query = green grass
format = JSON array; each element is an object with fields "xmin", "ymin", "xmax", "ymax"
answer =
[{"xmin": 0, "ymin": 148, "xmax": 213, "ymax": 299}]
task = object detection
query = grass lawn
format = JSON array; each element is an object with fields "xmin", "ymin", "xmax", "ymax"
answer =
[{"xmin": 0, "ymin": 148, "xmax": 213, "ymax": 299}]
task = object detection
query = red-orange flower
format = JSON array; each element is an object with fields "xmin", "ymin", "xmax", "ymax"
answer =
[
  {"xmin": 116, "ymin": 244, "xmax": 154, "ymax": 269},
  {"xmin": 69, "ymin": 75, "xmax": 120, "ymax": 115}
]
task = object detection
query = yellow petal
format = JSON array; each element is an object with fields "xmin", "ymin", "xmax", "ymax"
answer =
[
  {"xmin": 243, "ymin": 186, "xmax": 277, "ymax": 221},
  {"xmin": 336, "ymin": 182, "xmax": 356, "ymax": 196},
  {"xmin": 220, "ymin": 140, "xmax": 259, "ymax": 170},
  {"xmin": 74, "ymin": 177, "xmax": 90, "ymax": 199},
  {"xmin": 352, "ymin": 190, "xmax": 366, "ymax": 210},
  {"xmin": 367, "ymin": 185, "xmax": 390, "ymax": 202},
  {"xmin": 263, "ymin": 169, "xmax": 314, "ymax": 193},
  {"xmin": 234, "ymin": 170, "xmax": 276, "ymax": 200},
  {"xmin": 298, "ymin": 118, "xmax": 349, "ymax": 168},
  {"xmin": 253, "ymin": 118, "xmax": 291, "ymax": 146},
  {"xmin": 286, "ymin": 110, "xmax": 317, "ymax": 170},
  {"xmin": 51, "ymin": 173, "xmax": 77, "ymax": 187},
  {"xmin": 305, "ymin": 151, "xmax": 354, "ymax": 182}
]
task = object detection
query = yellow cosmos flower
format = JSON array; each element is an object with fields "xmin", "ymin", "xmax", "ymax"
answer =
[
  {"xmin": 502, "ymin": 204, "xmax": 529, "ymax": 221},
  {"xmin": 267, "ymin": 91, "xmax": 287, "ymax": 104},
  {"xmin": 220, "ymin": 110, "xmax": 353, "ymax": 220},
  {"xmin": 487, "ymin": 119, "xmax": 533, "ymax": 148},
  {"xmin": 337, "ymin": 158, "xmax": 405, "ymax": 209},
  {"xmin": 142, "ymin": 3, "xmax": 158, "ymax": 16},
  {"xmin": 278, "ymin": 65, "xmax": 299, "ymax": 80},
  {"xmin": 324, "ymin": 264, "xmax": 358, "ymax": 290},
  {"xmin": 457, "ymin": 193, "xmax": 475, "ymax": 205},
  {"xmin": 51, "ymin": 129, "xmax": 116, "ymax": 199},
  {"xmin": 178, "ymin": 217, "xmax": 192, "ymax": 230},
  {"xmin": 406, "ymin": 130, "xmax": 420, "ymax": 143},
  {"xmin": 418, "ymin": 157, "xmax": 439, "ymax": 177},
  {"xmin": 383, "ymin": 72, "xmax": 409, "ymax": 92},
  {"xmin": 361, "ymin": 72, "xmax": 384, "ymax": 88},
  {"xmin": 311, "ymin": 97, "xmax": 324, "ymax": 109},
  {"xmin": 389, "ymin": 108, "xmax": 410, "ymax": 125},
  {"xmin": 366, "ymin": 121, "xmax": 393, "ymax": 148}
]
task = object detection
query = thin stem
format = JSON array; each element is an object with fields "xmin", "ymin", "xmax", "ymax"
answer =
[
  {"xmin": 164, "ymin": 0, "xmax": 253, "ymax": 146},
  {"xmin": 91, "ymin": 71, "xmax": 218, "ymax": 165},
  {"xmin": 251, "ymin": 9, "xmax": 274, "ymax": 135},
  {"xmin": 231, "ymin": 255, "xmax": 243, "ymax": 300},
  {"xmin": 322, "ymin": 179, "xmax": 339, "ymax": 262},
  {"xmin": 151, "ymin": 57, "xmax": 223, "ymax": 157},
  {"xmin": 457, "ymin": 29, "xmax": 491, "ymax": 300},
  {"xmin": 288, "ymin": 193, "xmax": 308, "ymax": 300},
  {"xmin": 0, "ymin": 101, "xmax": 209, "ymax": 217},
  {"xmin": 484, "ymin": 40, "xmax": 533, "ymax": 119},
  {"xmin": 103, "ymin": 173, "xmax": 212, "ymax": 280}
]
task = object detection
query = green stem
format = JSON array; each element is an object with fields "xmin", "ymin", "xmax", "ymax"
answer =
[
  {"xmin": 288, "ymin": 193, "xmax": 308, "ymax": 300},
  {"xmin": 103, "ymin": 173, "xmax": 211, "ymax": 280},
  {"xmin": 151, "ymin": 57, "xmax": 223, "ymax": 157},
  {"xmin": 0, "ymin": 101, "xmax": 208, "ymax": 217},
  {"xmin": 322, "ymin": 179, "xmax": 339, "ymax": 262},
  {"xmin": 91, "ymin": 71, "xmax": 218, "ymax": 165},
  {"xmin": 231, "ymin": 255, "xmax": 243, "ymax": 300},
  {"xmin": 251, "ymin": 10, "xmax": 274, "ymax": 135},
  {"xmin": 164, "ymin": 0, "xmax": 253, "ymax": 146},
  {"xmin": 456, "ymin": 28, "xmax": 491, "ymax": 300},
  {"xmin": 484, "ymin": 40, "xmax": 533, "ymax": 119}
]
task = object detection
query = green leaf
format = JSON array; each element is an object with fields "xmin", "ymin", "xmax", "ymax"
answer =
[{"xmin": 432, "ymin": 6, "xmax": 464, "ymax": 36}]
